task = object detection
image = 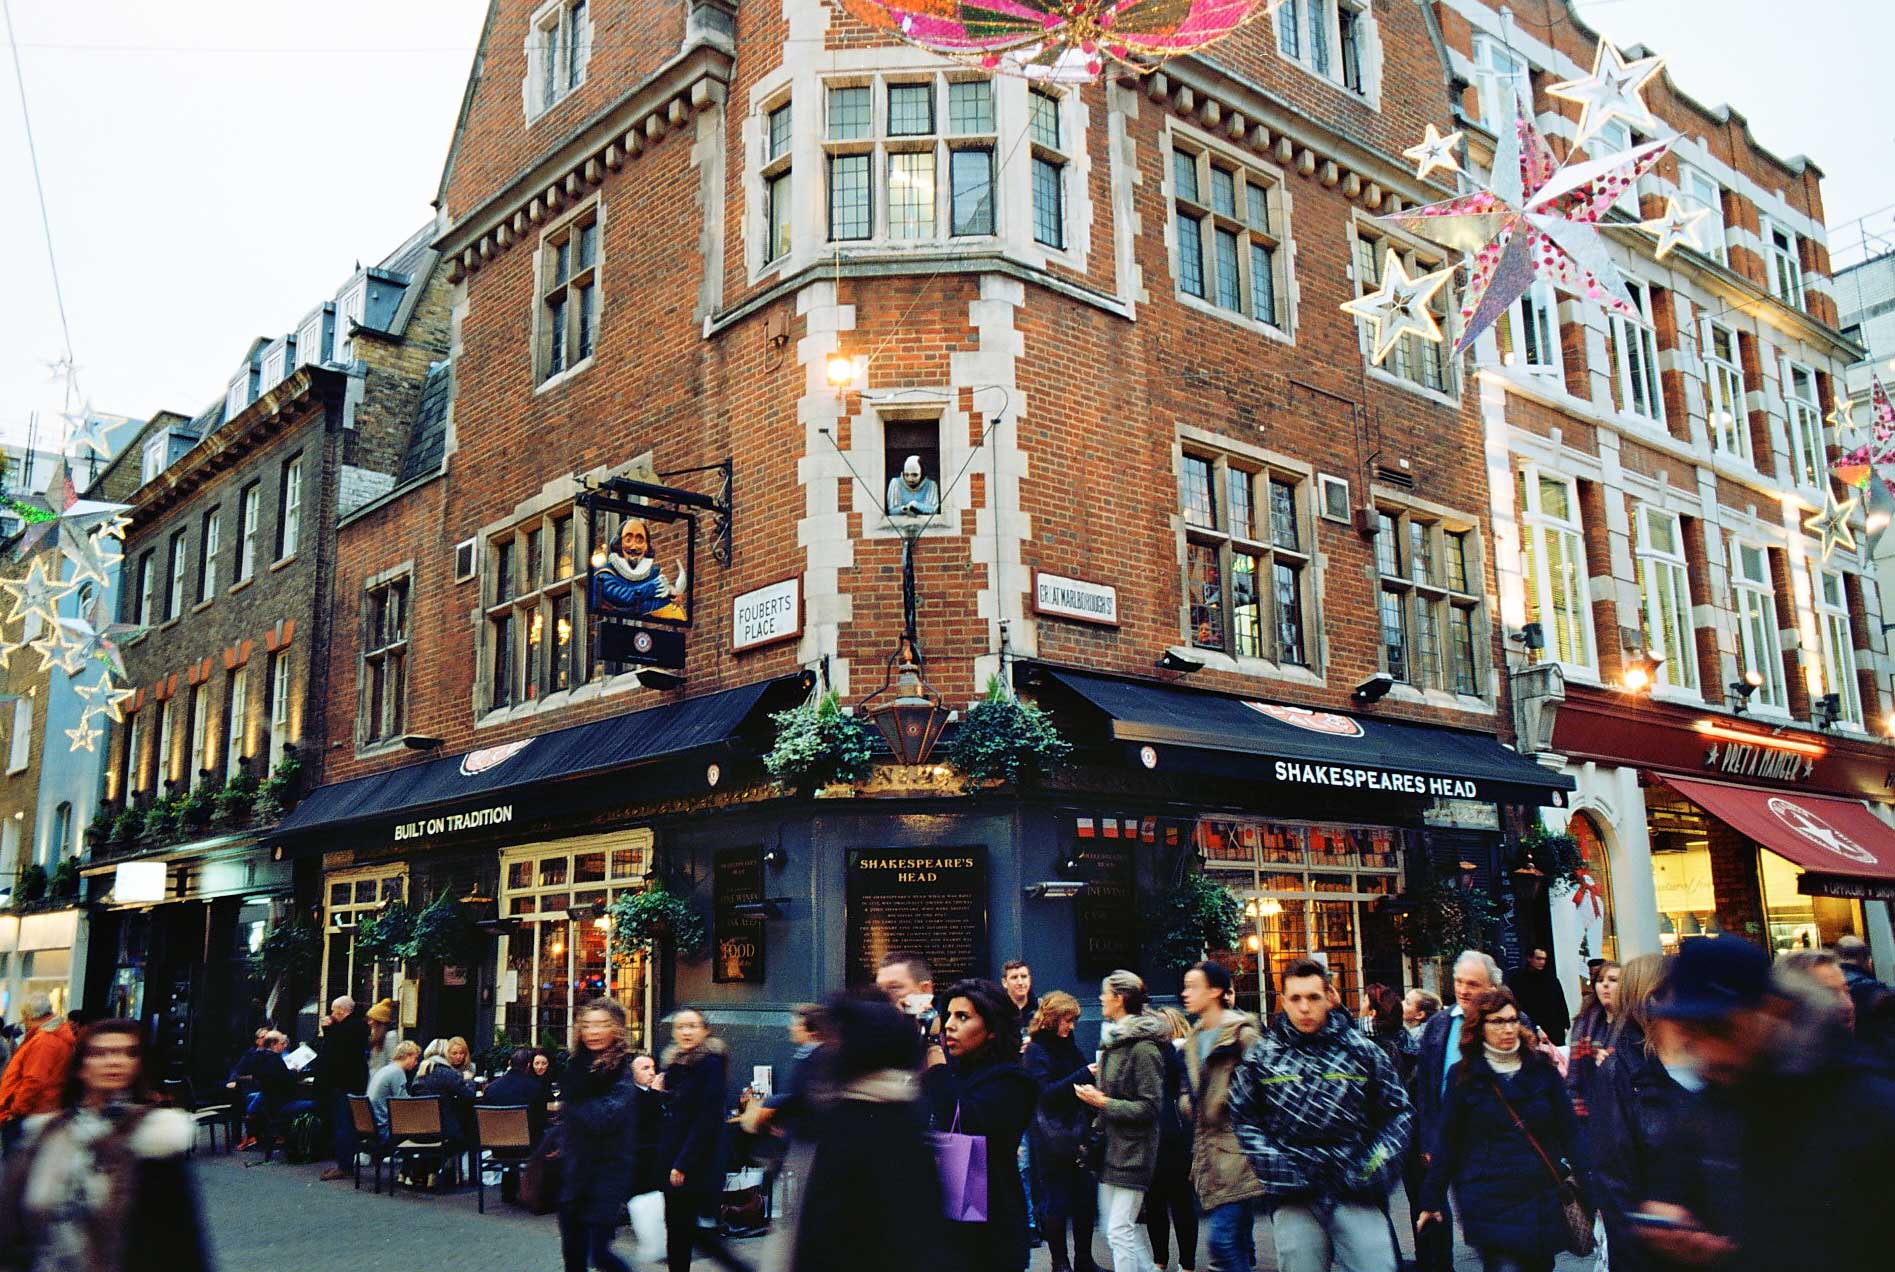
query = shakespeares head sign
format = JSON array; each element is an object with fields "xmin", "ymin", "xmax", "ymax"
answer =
[{"xmin": 591, "ymin": 514, "xmax": 690, "ymax": 624}]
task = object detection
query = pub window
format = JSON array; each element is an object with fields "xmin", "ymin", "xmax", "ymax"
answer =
[
  {"xmin": 1634, "ymin": 506, "xmax": 1699, "ymax": 695},
  {"xmin": 361, "ymin": 574, "xmax": 410, "ymax": 746},
  {"xmin": 1375, "ymin": 508, "xmax": 1483, "ymax": 695},
  {"xmin": 486, "ymin": 508, "xmax": 584, "ymax": 712},
  {"xmin": 1171, "ymin": 137, "xmax": 1286, "ymax": 331},
  {"xmin": 1518, "ymin": 468, "xmax": 1595, "ymax": 671},
  {"xmin": 1729, "ymin": 539, "xmax": 1788, "ymax": 713},
  {"xmin": 1351, "ymin": 230, "xmax": 1450, "ymax": 391},
  {"xmin": 1180, "ymin": 450, "xmax": 1310, "ymax": 667},
  {"xmin": 760, "ymin": 99, "xmax": 793, "ymax": 265},
  {"xmin": 500, "ymin": 836, "xmax": 651, "ymax": 1049},
  {"xmin": 1813, "ymin": 567, "xmax": 1862, "ymax": 729},
  {"xmin": 822, "ymin": 73, "xmax": 999, "ymax": 245},
  {"xmin": 540, "ymin": 207, "xmax": 601, "ymax": 383},
  {"xmin": 324, "ymin": 867, "xmax": 407, "ymax": 1012}
]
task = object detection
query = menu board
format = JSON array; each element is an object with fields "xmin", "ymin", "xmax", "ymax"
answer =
[
  {"xmin": 1075, "ymin": 836, "xmax": 1138, "ymax": 978},
  {"xmin": 713, "ymin": 847, "xmax": 766, "ymax": 984},
  {"xmin": 846, "ymin": 847, "xmax": 988, "ymax": 987}
]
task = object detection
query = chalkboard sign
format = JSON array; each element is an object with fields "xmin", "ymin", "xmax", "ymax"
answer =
[
  {"xmin": 713, "ymin": 847, "xmax": 766, "ymax": 984},
  {"xmin": 1075, "ymin": 836, "xmax": 1138, "ymax": 978},
  {"xmin": 846, "ymin": 847, "xmax": 988, "ymax": 987}
]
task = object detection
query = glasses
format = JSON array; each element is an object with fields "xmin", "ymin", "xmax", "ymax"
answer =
[{"xmin": 1484, "ymin": 1015, "xmax": 1521, "ymax": 1029}]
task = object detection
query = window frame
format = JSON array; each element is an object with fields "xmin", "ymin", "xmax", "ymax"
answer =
[
  {"xmin": 266, "ymin": 651, "xmax": 292, "ymax": 770},
  {"xmin": 538, "ymin": 203, "xmax": 603, "ymax": 385},
  {"xmin": 361, "ymin": 573, "xmax": 411, "ymax": 747},
  {"xmin": 1179, "ymin": 449, "xmax": 1313, "ymax": 670},
  {"xmin": 1729, "ymin": 540, "xmax": 1789, "ymax": 715},
  {"xmin": 140, "ymin": 432, "xmax": 167, "ymax": 485},
  {"xmin": 238, "ymin": 483, "xmax": 260, "ymax": 583},
  {"xmin": 276, "ymin": 454, "xmax": 303, "ymax": 562},
  {"xmin": 6, "ymin": 697, "xmax": 29, "ymax": 775},
  {"xmin": 1351, "ymin": 227, "xmax": 1453, "ymax": 393},
  {"xmin": 1781, "ymin": 359, "xmax": 1826, "ymax": 492},
  {"xmin": 1500, "ymin": 278, "xmax": 1560, "ymax": 376},
  {"xmin": 1611, "ymin": 279, "xmax": 1665, "ymax": 424},
  {"xmin": 134, "ymin": 551, "xmax": 155, "ymax": 626},
  {"xmin": 1813, "ymin": 567, "xmax": 1862, "ymax": 729},
  {"xmin": 224, "ymin": 664, "xmax": 248, "ymax": 781},
  {"xmin": 820, "ymin": 72, "xmax": 1002, "ymax": 249},
  {"xmin": 485, "ymin": 507, "xmax": 586, "ymax": 714},
  {"xmin": 759, "ymin": 98, "xmax": 794, "ymax": 267},
  {"xmin": 1633, "ymin": 506, "xmax": 1700, "ymax": 696},
  {"xmin": 1374, "ymin": 507, "xmax": 1485, "ymax": 696},
  {"xmin": 1679, "ymin": 165, "xmax": 1727, "ymax": 265},
  {"xmin": 1761, "ymin": 216, "xmax": 1805, "ymax": 309},
  {"xmin": 1028, "ymin": 89, "xmax": 1068, "ymax": 250},
  {"xmin": 1702, "ymin": 319, "xmax": 1749, "ymax": 464},
  {"xmin": 196, "ymin": 507, "xmax": 221, "ymax": 604},
  {"xmin": 1517, "ymin": 467, "xmax": 1596, "ymax": 674},
  {"xmin": 526, "ymin": 0, "xmax": 590, "ymax": 123},
  {"xmin": 1471, "ymin": 34, "xmax": 1530, "ymax": 129},
  {"xmin": 1170, "ymin": 131, "xmax": 1289, "ymax": 336},
  {"xmin": 164, "ymin": 529, "xmax": 187, "ymax": 622}
]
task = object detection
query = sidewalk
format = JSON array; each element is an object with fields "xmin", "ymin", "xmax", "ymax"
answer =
[{"xmin": 193, "ymin": 1149, "xmax": 1595, "ymax": 1272}]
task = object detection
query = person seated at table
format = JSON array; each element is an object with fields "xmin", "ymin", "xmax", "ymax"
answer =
[
  {"xmin": 412, "ymin": 1036, "xmax": 476, "ymax": 1147},
  {"xmin": 480, "ymin": 1047, "xmax": 550, "ymax": 1146},
  {"xmin": 228, "ymin": 1028, "xmax": 271, "ymax": 1149},
  {"xmin": 368, "ymin": 1041, "xmax": 421, "ymax": 1144},
  {"xmin": 530, "ymin": 1047, "xmax": 557, "ymax": 1099},
  {"xmin": 250, "ymin": 1031, "xmax": 316, "ymax": 1149}
]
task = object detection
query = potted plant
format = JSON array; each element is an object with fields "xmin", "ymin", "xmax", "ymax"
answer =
[
  {"xmin": 1388, "ymin": 871, "xmax": 1503, "ymax": 960},
  {"xmin": 254, "ymin": 748, "xmax": 306, "ymax": 823},
  {"xmin": 404, "ymin": 893, "xmax": 482, "ymax": 965},
  {"xmin": 141, "ymin": 795, "xmax": 180, "ymax": 845},
  {"xmin": 1141, "ymin": 871, "xmax": 1244, "ymax": 974},
  {"xmin": 215, "ymin": 771, "xmax": 259, "ymax": 829},
  {"xmin": 609, "ymin": 886, "xmax": 706, "ymax": 960},
  {"xmin": 352, "ymin": 902, "xmax": 417, "ymax": 966},
  {"xmin": 110, "ymin": 807, "xmax": 143, "ymax": 849},
  {"xmin": 249, "ymin": 920, "xmax": 321, "ymax": 989},
  {"xmin": 177, "ymin": 779, "xmax": 217, "ymax": 836},
  {"xmin": 1520, "ymin": 820, "xmax": 1586, "ymax": 896},
  {"xmin": 85, "ymin": 806, "xmax": 115, "ymax": 853},
  {"xmin": 14, "ymin": 864, "xmax": 46, "ymax": 909},
  {"xmin": 946, "ymin": 675, "xmax": 1072, "ymax": 785},
  {"xmin": 48, "ymin": 858, "xmax": 79, "ymax": 901},
  {"xmin": 764, "ymin": 690, "xmax": 876, "ymax": 792}
]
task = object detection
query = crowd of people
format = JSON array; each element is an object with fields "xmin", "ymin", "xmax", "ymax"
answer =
[{"xmin": 0, "ymin": 932, "xmax": 1886, "ymax": 1271}]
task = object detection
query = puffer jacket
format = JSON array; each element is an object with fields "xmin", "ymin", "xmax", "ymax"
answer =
[
  {"xmin": 1181, "ymin": 1011, "xmax": 1265, "ymax": 1209},
  {"xmin": 1094, "ymin": 1010, "xmax": 1169, "ymax": 1189},
  {"xmin": 1228, "ymin": 1008, "xmax": 1412, "ymax": 1205}
]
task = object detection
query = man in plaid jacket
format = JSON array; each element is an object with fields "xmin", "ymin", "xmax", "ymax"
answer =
[{"xmin": 1228, "ymin": 958, "xmax": 1412, "ymax": 1272}]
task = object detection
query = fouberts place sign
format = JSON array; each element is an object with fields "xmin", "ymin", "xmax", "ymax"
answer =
[
  {"xmin": 393, "ymin": 804, "xmax": 516, "ymax": 843},
  {"xmin": 1271, "ymin": 761, "xmax": 1481, "ymax": 799}
]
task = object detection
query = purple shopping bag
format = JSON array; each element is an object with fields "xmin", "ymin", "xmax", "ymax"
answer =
[{"xmin": 930, "ymin": 1104, "xmax": 989, "ymax": 1223}]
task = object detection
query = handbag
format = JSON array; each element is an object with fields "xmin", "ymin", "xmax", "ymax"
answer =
[
  {"xmin": 517, "ymin": 1125, "xmax": 563, "ymax": 1216},
  {"xmin": 1489, "ymin": 1078, "xmax": 1594, "ymax": 1257},
  {"xmin": 1077, "ymin": 1116, "xmax": 1106, "ymax": 1175},
  {"xmin": 930, "ymin": 1104, "xmax": 990, "ymax": 1223}
]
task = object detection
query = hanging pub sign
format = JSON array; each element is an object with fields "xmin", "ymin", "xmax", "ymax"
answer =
[
  {"xmin": 579, "ymin": 468, "xmax": 731, "ymax": 674},
  {"xmin": 713, "ymin": 846, "xmax": 767, "ymax": 984},
  {"xmin": 846, "ymin": 847, "xmax": 988, "ymax": 988}
]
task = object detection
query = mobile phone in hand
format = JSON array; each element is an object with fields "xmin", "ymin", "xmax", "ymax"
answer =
[{"xmin": 1628, "ymin": 1212, "xmax": 1695, "ymax": 1231}]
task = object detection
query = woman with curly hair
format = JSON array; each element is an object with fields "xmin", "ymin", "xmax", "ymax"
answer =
[
  {"xmin": 1023, "ymin": 991, "xmax": 1096, "ymax": 1272},
  {"xmin": 557, "ymin": 998, "xmax": 640, "ymax": 1272},
  {"xmin": 1419, "ymin": 987, "xmax": 1589, "ymax": 1272}
]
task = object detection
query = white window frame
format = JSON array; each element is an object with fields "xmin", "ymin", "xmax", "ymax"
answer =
[
  {"xmin": 1813, "ymin": 568, "xmax": 1862, "ymax": 729},
  {"xmin": 140, "ymin": 433, "xmax": 167, "ymax": 485},
  {"xmin": 1169, "ymin": 129, "xmax": 1290, "ymax": 337},
  {"xmin": 197, "ymin": 507, "xmax": 221, "ymax": 604},
  {"xmin": 1730, "ymin": 539, "xmax": 1788, "ymax": 714},
  {"xmin": 1594, "ymin": 119, "xmax": 1639, "ymax": 214},
  {"xmin": 1518, "ymin": 467, "xmax": 1596, "ymax": 673},
  {"xmin": 820, "ymin": 73, "xmax": 1002, "ymax": 251},
  {"xmin": 1612, "ymin": 280, "xmax": 1665, "ymax": 424},
  {"xmin": 226, "ymin": 371, "xmax": 250, "ymax": 420},
  {"xmin": 524, "ymin": 0, "xmax": 590, "ymax": 124},
  {"xmin": 6, "ymin": 697, "xmax": 29, "ymax": 775},
  {"xmin": 333, "ymin": 283, "xmax": 366, "ymax": 366},
  {"xmin": 1679, "ymin": 165, "xmax": 1727, "ymax": 264},
  {"xmin": 259, "ymin": 341, "xmax": 288, "ymax": 391},
  {"xmin": 1502, "ymin": 278, "xmax": 1560, "ymax": 375},
  {"xmin": 135, "ymin": 551, "xmax": 154, "ymax": 625},
  {"xmin": 1634, "ymin": 506, "xmax": 1700, "ymax": 696},
  {"xmin": 268, "ymin": 653, "xmax": 292, "ymax": 770},
  {"xmin": 1762, "ymin": 216, "xmax": 1805, "ymax": 309},
  {"xmin": 1275, "ymin": 0, "xmax": 1370, "ymax": 94},
  {"xmin": 296, "ymin": 311, "xmax": 326, "ymax": 368},
  {"xmin": 224, "ymin": 665, "xmax": 249, "ymax": 781},
  {"xmin": 1471, "ymin": 34, "xmax": 1530, "ymax": 129},
  {"xmin": 123, "ymin": 709, "xmax": 145, "ymax": 798},
  {"xmin": 191, "ymin": 682, "xmax": 212, "ymax": 784},
  {"xmin": 323, "ymin": 866, "xmax": 408, "ymax": 1012},
  {"xmin": 238, "ymin": 483, "xmax": 260, "ymax": 583},
  {"xmin": 1352, "ymin": 228, "xmax": 1453, "ymax": 395},
  {"xmin": 156, "ymin": 698, "xmax": 176, "ymax": 791},
  {"xmin": 1782, "ymin": 359, "xmax": 1826, "ymax": 492},
  {"xmin": 165, "ymin": 529, "xmax": 187, "ymax": 621},
  {"xmin": 485, "ymin": 508, "xmax": 585, "ymax": 713},
  {"xmin": 278, "ymin": 455, "xmax": 303, "ymax": 561},
  {"xmin": 1702, "ymin": 320, "xmax": 1749, "ymax": 463}
]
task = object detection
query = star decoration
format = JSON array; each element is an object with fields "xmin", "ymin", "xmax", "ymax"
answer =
[
  {"xmin": 0, "ymin": 562, "xmax": 73, "ymax": 627},
  {"xmin": 64, "ymin": 713, "xmax": 102, "ymax": 754},
  {"xmin": 1378, "ymin": 93, "xmax": 1673, "ymax": 354},
  {"xmin": 61, "ymin": 403, "xmax": 113, "ymax": 459},
  {"xmin": 74, "ymin": 670, "xmax": 135, "ymax": 723},
  {"xmin": 1548, "ymin": 39, "xmax": 1665, "ymax": 150},
  {"xmin": 1340, "ymin": 251, "xmax": 1456, "ymax": 365},
  {"xmin": 60, "ymin": 603, "xmax": 138, "ymax": 680},
  {"xmin": 1402, "ymin": 124, "xmax": 1464, "ymax": 182},
  {"xmin": 11, "ymin": 498, "xmax": 132, "ymax": 563},
  {"xmin": 1804, "ymin": 489, "xmax": 1859, "ymax": 562},
  {"xmin": 1640, "ymin": 197, "xmax": 1709, "ymax": 260},
  {"xmin": 38, "ymin": 618, "xmax": 101, "ymax": 676},
  {"xmin": 58, "ymin": 522, "xmax": 121, "ymax": 589},
  {"xmin": 1831, "ymin": 375, "xmax": 1895, "ymax": 556},
  {"xmin": 1827, "ymin": 396, "xmax": 1859, "ymax": 442}
]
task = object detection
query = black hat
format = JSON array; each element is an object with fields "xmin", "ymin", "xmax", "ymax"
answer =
[{"xmin": 1650, "ymin": 937, "xmax": 1770, "ymax": 1021}]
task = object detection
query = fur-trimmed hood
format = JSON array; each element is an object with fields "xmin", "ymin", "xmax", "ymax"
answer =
[
  {"xmin": 1102, "ymin": 1009, "xmax": 1172, "ymax": 1051},
  {"xmin": 20, "ymin": 1106, "xmax": 193, "ymax": 1159},
  {"xmin": 842, "ymin": 1069, "xmax": 919, "ymax": 1104},
  {"xmin": 660, "ymin": 1033, "xmax": 729, "ymax": 1069}
]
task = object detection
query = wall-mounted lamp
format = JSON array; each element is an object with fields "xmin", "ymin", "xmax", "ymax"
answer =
[
  {"xmin": 1509, "ymin": 622, "xmax": 1545, "ymax": 652},
  {"xmin": 1728, "ymin": 670, "xmax": 1763, "ymax": 714},
  {"xmin": 1815, "ymin": 692, "xmax": 1843, "ymax": 731},
  {"xmin": 1620, "ymin": 648, "xmax": 1664, "ymax": 694},
  {"xmin": 1352, "ymin": 672, "xmax": 1395, "ymax": 705},
  {"xmin": 1026, "ymin": 880, "xmax": 1086, "ymax": 899},
  {"xmin": 762, "ymin": 847, "xmax": 786, "ymax": 870},
  {"xmin": 825, "ymin": 352, "xmax": 856, "ymax": 388},
  {"xmin": 1155, "ymin": 649, "xmax": 1205, "ymax": 674}
]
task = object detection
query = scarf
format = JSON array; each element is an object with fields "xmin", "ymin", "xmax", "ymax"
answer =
[{"xmin": 1483, "ymin": 1040, "xmax": 1523, "ymax": 1074}]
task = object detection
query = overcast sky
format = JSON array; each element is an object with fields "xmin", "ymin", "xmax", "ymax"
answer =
[{"xmin": 0, "ymin": 0, "xmax": 1888, "ymax": 451}]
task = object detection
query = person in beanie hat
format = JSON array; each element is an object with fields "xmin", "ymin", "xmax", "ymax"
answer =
[
  {"xmin": 365, "ymin": 999, "xmax": 398, "ymax": 1073},
  {"xmin": 1633, "ymin": 937, "xmax": 1895, "ymax": 1271}
]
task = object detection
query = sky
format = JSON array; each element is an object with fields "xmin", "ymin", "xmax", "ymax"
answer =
[{"xmin": 0, "ymin": 0, "xmax": 1889, "ymax": 451}]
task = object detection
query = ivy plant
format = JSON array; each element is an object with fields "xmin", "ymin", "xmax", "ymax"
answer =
[
  {"xmin": 764, "ymin": 690, "xmax": 876, "ymax": 789},
  {"xmin": 947, "ymin": 676, "xmax": 1073, "ymax": 785},
  {"xmin": 1141, "ymin": 872, "xmax": 1244, "ymax": 974},
  {"xmin": 610, "ymin": 887, "xmax": 706, "ymax": 961}
]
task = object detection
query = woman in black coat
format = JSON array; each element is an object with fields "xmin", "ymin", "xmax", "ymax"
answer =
[
  {"xmin": 558, "ymin": 1000, "xmax": 641, "ymax": 1272},
  {"xmin": 480, "ymin": 1047, "xmax": 551, "ymax": 1146},
  {"xmin": 657, "ymin": 1007, "xmax": 731, "ymax": 1272},
  {"xmin": 1585, "ymin": 953, "xmax": 1688, "ymax": 1272},
  {"xmin": 922, "ymin": 978, "xmax": 1040, "ymax": 1272},
  {"xmin": 1420, "ymin": 988, "xmax": 1589, "ymax": 1272},
  {"xmin": 794, "ymin": 992, "xmax": 951, "ymax": 1272},
  {"xmin": 1021, "ymin": 992, "xmax": 1096, "ymax": 1272}
]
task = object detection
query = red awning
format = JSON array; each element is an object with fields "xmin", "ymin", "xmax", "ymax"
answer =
[{"xmin": 1659, "ymin": 776, "xmax": 1895, "ymax": 882}]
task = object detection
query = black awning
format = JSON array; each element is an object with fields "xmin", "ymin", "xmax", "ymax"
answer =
[
  {"xmin": 274, "ymin": 675, "xmax": 809, "ymax": 838},
  {"xmin": 1035, "ymin": 667, "xmax": 1572, "ymax": 805}
]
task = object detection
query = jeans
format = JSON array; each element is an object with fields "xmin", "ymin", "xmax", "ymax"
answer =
[
  {"xmin": 1020, "ymin": 1137, "xmax": 1040, "ymax": 1241},
  {"xmin": 1204, "ymin": 1199, "xmax": 1257, "ymax": 1272},
  {"xmin": 1270, "ymin": 1201, "xmax": 1398, "ymax": 1272},
  {"xmin": 330, "ymin": 1090, "xmax": 357, "ymax": 1171},
  {"xmin": 1145, "ymin": 1167, "xmax": 1199, "ymax": 1269},
  {"xmin": 1099, "ymin": 1183, "xmax": 1157, "ymax": 1272},
  {"xmin": 559, "ymin": 1211, "xmax": 632, "ymax": 1272}
]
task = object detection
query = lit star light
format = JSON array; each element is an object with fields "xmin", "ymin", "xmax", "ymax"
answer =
[
  {"xmin": 0, "ymin": 562, "xmax": 73, "ymax": 627},
  {"xmin": 1340, "ymin": 251, "xmax": 1456, "ymax": 365},
  {"xmin": 64, "ymin": 714, "xmax": 102, "ymax": 754},
  {"xmin": 1827, "ymin": 396, "xmax": 1859, "ymax": 442},
  {"xmin": 1377, "ymin": 92, "xmax": 1673, "ymax": 355},
  {"xmin": 1548, "ymin": 39, "xmax": 1665, "ymax": 150},
  {"xmin": 1640, "ymin": 197, "xmax": 1709, "ymax": 260},
  {"xmin": 1402, "ymin": 124, "xmax": 1464, "ymax": 182},
  {"xmin": 74, "ymin": 670, "xmax": 135, "ymax": 723},
  {"xmin": 1804, "ymin": 489, "xmax": 1859, "ymax": 562},
  {"xmin": 58, "ymin": 522, "xmax": 121, "ymax": 589},
  {"xmin": 61, "ymin": 403, "xmax": 113, "ymax": 459}
]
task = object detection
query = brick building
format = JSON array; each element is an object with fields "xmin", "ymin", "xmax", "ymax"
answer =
[
  {"xmin": 1440, "ymin": 5, "xmax": 1895, "ymax": 975},
  {"xmin": 84, "ymin": 228, "xmax": 450, "ymax": 1080}
]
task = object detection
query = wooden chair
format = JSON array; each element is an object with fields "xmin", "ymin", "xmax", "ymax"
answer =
[
  {"xmin": 347, "ymin": 1095, "xmax": 391, "ymax": 1193},
  {"xmin": 163, "ymin": 1078, "xmax": 234, "ymax": 1155},
  {"xmin": 472, "ymin": 1105, "xmax": 534, "ymax": 1214},
  {"xmin": 387, "ymin": 1096, "xmax": 454, "ymax": 1197}
]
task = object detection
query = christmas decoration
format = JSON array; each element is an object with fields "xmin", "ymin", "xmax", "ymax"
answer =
[
  {"xmin": 1803, "ymin": 488, "xmax": 1859, "ymax": 562},
  {"xmin": 1639, "ymin": 196, "xmax": 1709, "ymax": 260},
  {"xmin": 1377, "ymin": 92, "xmax": 1672, "ymax": 355},
  {"xmin": 1547, "ymin": 38, "xmax": 1665, "ymax": 148},
  {"xmin": 1340, "ymin": 250, "xmax": 1455, "ymax": 365},
  {"xmin": 830, "ymin": 0, "xmax": 1283, "ymax": 82},
  {"xmin": 63, "ymin": 714, "xmax": 102, "ymax": 753},
  {"xmin": 55, "ymin": 608, "xmax": 138, "ymax": 680},
  {"xmin": 0, "ymin": 562, "xmax": 72, "ymax": 627},
  {"xmin": 74, "ymin": 669, "xmax": 134, "ymax": 723},
  {"xmin": 1402, "ymin": 123, "xmax": 1464, "ymax": 182},
  {"xmin": 1831, "ymin": 376, "xmax": 1895, "ymax": 556},
  {"xmin": 61, "ymin": 403, "xmax": 114, "ymax": 459}
]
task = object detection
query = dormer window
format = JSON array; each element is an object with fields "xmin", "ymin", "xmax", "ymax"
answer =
[
  {"xmin": 334, "ymin": 284, "xmax": 366, "ymax": 365},
  {"xmin": 141, "ymin": 431, "xmax": 169, "ymax": 484},
  {"xmin": 260, "ymin": 340, "xmax": 290, "ymax": 392},
  {"xmin": 297, "ymin": 308, "xmax": 330, "ymax": 368},
  {"xmin": 227, "ymin": 370, "xmax": 252, "ymax": 419}
]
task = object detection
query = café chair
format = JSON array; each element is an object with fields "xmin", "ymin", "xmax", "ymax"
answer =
[
  {"xmin": 472, "ymin": 1104, "xmax": 533, "ymax": 1214},
  {"xmin": 163, "ymin": 1078, "xmax": 234, "ymax": 1155},
  {"xmin": 348, "ymin": 1095, "xmax": 392, "ymax": 1193},
  {"xmin": 387, "ymin": 1096, "xmax": 455, "ymax": 1197}
]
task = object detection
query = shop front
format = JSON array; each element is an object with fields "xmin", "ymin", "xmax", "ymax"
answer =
[
  {"xmin": 0, "ymin": 909, "xmax": 83, "ymax": 1024},
  {"xmin": 1546, "ymin": 685, "xmax": 1895, "ymax": 976}
]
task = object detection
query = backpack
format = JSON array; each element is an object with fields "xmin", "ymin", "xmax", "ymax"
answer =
[{"xmin": 284, "ymin": 1112, "xmax": 322, "ymax": 1164}]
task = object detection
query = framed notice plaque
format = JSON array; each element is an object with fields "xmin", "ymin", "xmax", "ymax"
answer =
[
  {"xmin": 846, "ymin": 847, "xmax": 989, "ymax": 988},
  {"xmin": 713, "ymin": 847, "xmax": 766, "ymax": 984}
]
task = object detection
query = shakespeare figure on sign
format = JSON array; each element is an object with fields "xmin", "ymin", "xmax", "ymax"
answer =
[{"xmin": 592, "ymin": 516, "xmax": 688, "ymax": 621}]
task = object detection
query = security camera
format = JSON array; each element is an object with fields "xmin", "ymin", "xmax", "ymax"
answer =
[{"xmin": 1352, "ymin": 672, "xmax": 1396, "ymax": 705}]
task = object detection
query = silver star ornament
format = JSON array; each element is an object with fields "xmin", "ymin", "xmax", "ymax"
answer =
[
  {"xmin": 1640, "ymin": 197, "xmax": 1710, "ymax": 260},
  {"xmin": 1548, "ymin": 39, "xmax": 1665, "ymax": 150},
  {"xmin": 1340, "ymin": 251, "xmax": 1456, "ymax": 366},
  {"xmin": 1804, "ymin": 489, "xmax": 1859, "ymax": 562},
  {"xmin": 0, "ymin": 561, "xmax": 73, "ymax": 627}
]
